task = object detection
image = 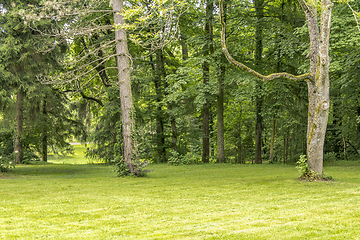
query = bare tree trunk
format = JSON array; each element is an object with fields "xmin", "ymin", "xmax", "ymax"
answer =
[
  {"xmin": 202, "ymin": 102, "xmax": 210, "ymax": 163},
  {"xmin": 283, "ymin": 135, "xmax": 286, "ymax": 164},
  {"xmin": 14, "ymin": 87, "xmax": 24, "ymax": 164},
  {"xmin": 217, "ymin": 70, "xmax": 225, "ymax": 163},
  {"xmin": 154, "ymin": 49, "xmax": 166, "ymax": 162},
  {"xmin": 299, "ymin": 0, "xmax": 333, "ymax": 176},
  {"xmin": 254, "ymin": 0, "xmax": 264, "ymax": 164},
  {"xmin": 42, "ymin": 97, "xmax": 47, "ymax": 162},
  {"xmin": 112, "ymin": 0, "xmax": 134, "ymax": 173},
  {"xmin": 269, "ymin": 117, "xmax": 276, "ymax": 160},
  {"xmin": 202, "ymin": 0, "xmax": 214, "ymax": 163},
  {"xmin": 217, "ymin": 1, "xmax": 227, "ymax": 163},
  {"xmin": 289, "ymin": 135, "xmax": 293, "ymax": 162}
]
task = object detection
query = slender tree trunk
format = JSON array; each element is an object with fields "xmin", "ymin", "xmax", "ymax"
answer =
[
  {"xmin": 14, "ymin": 87, "xmax": 24, "ymax": 164},
  {"xmin": 283, "ymin": 135, "xmax": 286, "ymax": 163},
  {"xmin": 202, "ymin": 101, "xmax": 210, "ymax": 163},
  {"xmin": 154, "ymin": 49, "xmax": 166, "ymax": 162},
  {"xmin": 237, "ymin": 110, "xmax": 243, "ymax": 163},
  {"xmin": 254, "ymin": 0, "xmax": 264, "ymax": 164},
  {"xmin": 202, "ymin": 0, "xmax": 214, "ymax": 163},
  {"xmin": 286, "ymin": 135, "xmax": 289, "ymax": 162},
  {"xmin": 42, "ymin": 97, "xmax": 47, "ymax": 162},
  {"xmin": 112, "ymin": 0, "xmax": 134, "ymax": 173},
  {"xmin": 343, "ymin": 136, "xmax": 347, "ymax": 159},
  {"xmin": 217, "ymin": 71, "xmax": 225, "ymax": 163},
  {"xmin": 269, "ymin": 117, "xmax": 276, "ymax": 160},
  {"xmin": 217, "ymin": 1, "xmax": 227, "ymax": 163},
  {"xmin": 289, "ymin": 135, "xmax": 293, "ymax": 162}
]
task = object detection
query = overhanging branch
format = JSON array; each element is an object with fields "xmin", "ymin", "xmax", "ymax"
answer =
[
  {"xmin": 58, "ymin": 89, "xmax": 104, "ymax": 107},
  {"xmin": 219, "ymin": 0, "xmax": 315, "ymax": 82}
]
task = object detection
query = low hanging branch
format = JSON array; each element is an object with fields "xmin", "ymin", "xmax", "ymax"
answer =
[
  {"xmin": 58, "ymin": 88, "xmax": 104, "ymax": 107},
  {"xmin": 219, "ymin": 0, "xmax": 315, "ymax": 82},
  {"xmin": 79, "ymin": 91, "xmax": 104, "ymax": 107}
]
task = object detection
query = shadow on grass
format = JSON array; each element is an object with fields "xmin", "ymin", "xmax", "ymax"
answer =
[{"xmin": 3, "ymin": 163, "xmax": 109, "ymax": 179}]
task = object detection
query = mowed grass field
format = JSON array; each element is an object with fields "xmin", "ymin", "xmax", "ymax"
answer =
[
  {"xmin": 47, "ymin": 144, "xmax": 93, "ymax": 164},
  {"xmin": 1, "ymin": 145, "xmax": 360, "ymax": 239}
]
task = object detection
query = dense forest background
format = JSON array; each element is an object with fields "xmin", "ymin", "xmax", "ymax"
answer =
[{"xmin": 1, "ymin": 0, "xmax": 360, "ymax": 169}]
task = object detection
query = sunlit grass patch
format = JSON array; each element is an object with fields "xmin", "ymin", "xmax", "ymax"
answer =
[
  {"xmin": 1, "ymin": 162, "xmax": 360, "ymax": 239},
  {"xmin": 48, "ymin": 144, "xmax": 100, "ymax": 164}
]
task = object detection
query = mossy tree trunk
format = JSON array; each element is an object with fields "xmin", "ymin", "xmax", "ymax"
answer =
[
  {"xmin": 219, "ymin": 0, "xmax": 333, "ymax": 176},
  {"xmin": 299, "ymin": 0, "xmax": 332, "ymax": 176}
]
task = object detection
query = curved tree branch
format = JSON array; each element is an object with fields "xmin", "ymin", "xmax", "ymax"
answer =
[
  {"xmin": 219, "ymin": 0, "xmax": 315, "ymax": 82},
  {"xmin": 57, "ymin": 88, "xmax": 104, "ymax": 107},
  {"xmin": 79, "ymin": 91, "xmax": 104, "ymax": 107}
]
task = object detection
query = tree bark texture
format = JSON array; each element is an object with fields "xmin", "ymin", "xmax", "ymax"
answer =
[
  {"xmin": 299, "ymin": 0, "xmax": 333, "ymax": 175},
  {"xmin": 219, "ymin": 0, "xmax": 333, "ymax": 175},
  {"xmin": 112, "ymin": 0, "xmax": 135, "ymax": 173},
  {"xmin": 14, "ymin": 87, "xmax": 24, "ymax": 164}
]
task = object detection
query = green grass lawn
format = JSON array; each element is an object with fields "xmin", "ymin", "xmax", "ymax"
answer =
[
  {"xmin": 47, "ymin": 144, "xmax": 99, "ymax": 164},
  {"xmin": 1, "ymin": 152, "xmax": 360, "ymax": 239}
]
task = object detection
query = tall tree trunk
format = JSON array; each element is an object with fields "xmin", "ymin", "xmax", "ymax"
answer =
[
  {"xmin": 155, "ymin": 49, "xmax": 166, "ymax": 162},
  {"xmin": 217, "ymin": 1, "xmax": 227, "ymax": 163},
  {"xmin": 217, "ymin": 69, "xmax": 225, "ymax": 163},
  {"xmin": 254, "ymin": 0, "xmax": 264, "ymax": 164},
  {"xmin": 112, "ymin": 0, "xmax": 135, "ymax": 173},
  {"xmin": 299, "ymin": 0, "xmax": 333, "ymax": 176},
  {"xmin": 202, "ymin": 101, "xmax": 210, "ymax": 163},
  {"xmin": 42, "ymin": 97, "xmax": 47, "ymax": 162},
  {"xmin": 14, "ymin": 87, "xmax": 24, "ymax": 164},
  {"xmin": 202, "ymin": 0, "xmax": 214, "ymax": 163}
]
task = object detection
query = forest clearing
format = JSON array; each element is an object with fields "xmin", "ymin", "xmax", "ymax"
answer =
[
  {"xmin": 1, "ymin": 145, "xmax": 360, "ymax": 239},
  {"xmin": 1, "ymin": 0, "xmax": 360, "ymax": 238}
]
